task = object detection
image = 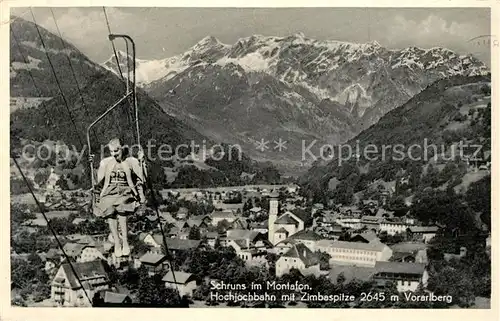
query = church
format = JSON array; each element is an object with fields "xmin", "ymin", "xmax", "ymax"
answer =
[{"xmin": 267, "ymin": 194, "xmax": 307, "ymax": 246}]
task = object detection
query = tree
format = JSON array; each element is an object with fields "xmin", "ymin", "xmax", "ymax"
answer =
[
  {"xmin": 315, "ymin": 250, "xmax": 331, "ymax": 270},
  {"xmin": 466, "ymin": 175, "xmax": 490, "ymax": 229},
  {"xmin": 188, "ymin": 225, "xmax": 201, "ymax": 240},
  {"xmin": 385, "ymin": 195, "xmax": 408, "ymax": 217},
  {"xmin": 216, "ymin": 219, "xmax": 231, "ymax": 234},
  {"xmin": 137, "ymin": 266, "xmax": 172, "ymax": 306},
  {"xmin": 336, "ymin": 272, "xmax": 346, "ymax": 285},
  {"xmin": 34, "ymin": 169, "xmax": 51, "ymax": 186},
  {"xmin": 11, "ymin": 178, "xmax": 34, "ymax": 195}
]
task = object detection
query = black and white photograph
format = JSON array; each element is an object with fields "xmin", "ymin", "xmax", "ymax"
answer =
[{"xmin": 5, "ymin": 3, "xmax": 496, "ymax": 312}]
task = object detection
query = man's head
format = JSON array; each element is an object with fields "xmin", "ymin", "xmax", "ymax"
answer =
[{"xmin": 108, "ymin": 138, "xmax": 123, "ymax": 160}]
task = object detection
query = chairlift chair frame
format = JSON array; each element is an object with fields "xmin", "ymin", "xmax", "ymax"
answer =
[{"xmin": 86, "ymin": 34, "xmax": 141, "ymax": 205}]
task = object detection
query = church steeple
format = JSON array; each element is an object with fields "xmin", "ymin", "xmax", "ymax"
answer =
[{"xmin": 268, "ymin": 192, "xmax": 279, "ymax": 245}]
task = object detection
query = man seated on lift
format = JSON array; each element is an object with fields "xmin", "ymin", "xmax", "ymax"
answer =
[{"xmin": 90, "ymin": 138, "xmax": 147, "ymax": 257}]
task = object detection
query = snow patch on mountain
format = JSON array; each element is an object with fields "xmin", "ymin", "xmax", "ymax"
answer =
[
  {"xmin": 336, "ymin": 83, "xmax": 371, "ymax": 105},
  {"xmin": 102, "ymin": 50, "xmax": 189, "ymax": 85},
  {"xmin": 216, "ymin": 52, "xmax": 271, "ymax": 73}
]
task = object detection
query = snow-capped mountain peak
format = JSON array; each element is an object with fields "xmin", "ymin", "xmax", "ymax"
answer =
[{"xmin": 101, "ymin": 33, "xmax": 489, "ymax": 131}]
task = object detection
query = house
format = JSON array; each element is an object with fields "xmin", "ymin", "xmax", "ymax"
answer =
[
  {"xmin": 350, "ymin": 231, "xmax": 380, "ymax": 244},
  {"xmin": 361, "ymin": 216, "xmax": 382, "ymax": 232},
  {"xmin": 339, "ymin": 206, "xmax": 362, "ymax": 217},
  {"xmin": 204, "ymin": 232, "xmax": 219, "ymax": 248},
  {"xmin": 63, "ymin": 243, "xmax": 86, "ymax": 261},
  {"xmin": 329, "ymin": 265, "xmax": 375, "ymax": 285},
  {"xmin": 164, "ymin": 238, "xmax": 202, "ymax": 256},
  {"xmin": 336, "ymin": 216, "xmax": 362, "ymax": 230},
  {"xmin": 159, "ymin": 211, "xmax": 176, "ymax": 224},
  {"xmin": 316, "ymin": 240, "xmax": 392, "ymax": 267},
  {"xmin": 273, "ymin": 237, "xmax": 296, "ymax": 255},
  {"xmin": 213, "ymin": 202, "xmax": 244, "ymax": 213},
  {"xmin": 162, "ymin": 271, "xmax": 198, "ymax": 297},
  {"xmin": 379, "ymin": 218, "xmax": 409, "ymax": 236},
  {"xmin": 283, "ymin": 230, "xmax": 323, "ymax": 251},
  {"xmin": 176, "ymin": 207, "xmax": 189, "ymax": 219},
  {"xmin": 103, "ymin": 291, "xmax": 132, "ymax": 305},
  {"xmin": 138, "ymin": 233, "xmax": 163, "ymax": 248},
  {"xmin": 275, "ymin": 243, "xmax": 320, "ymax": 277},
  {"xmin": 227, "ymin": 239, "xmax": 270, "ymax": 267},
  {"xmin": 249, "ymin": 221, "xmax": 268, "ymax": 234},
  {"xmin": 211, "ymin": 210, "xmax": 238, "ymax": 225},
  {"xmin": 406, "ymin": 226, "xmax": 439, "ymax": 243},
  {"xmin": 138, "ymin": 252, "xmax": 170, "ymax": 276},
  {"xmin": 63, "ymin": 243, "xmax": 107, "ymax": 263},
  {"xmin": 78, "ymin": 246, "xmax": 107, "ymax": 263},
  {"xmin": 373, "ymin": 261, "xmax": 429, "ymax": 292},
  {"xmin": 186, "ymin": 215, "xmax": 212, "ymax": 230},
  {"xmin": 51, "ymin": 260, "xmax": 110, "ymax": 307},
  {"xmin": 76, "ymin": 234, "xmax": 107, "ymax": 246},
  {"xmin": 45, "ymin": 248, "xmax": 63, "ymax": 275},
  {"xmin": 226, "ymin": 229, "xmax": 272, "ymax": 250}
]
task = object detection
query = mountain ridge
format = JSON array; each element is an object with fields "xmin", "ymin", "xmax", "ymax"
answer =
[{"xmin": 102, "ymin": 34, "xmax": 488, "ymax": 170}]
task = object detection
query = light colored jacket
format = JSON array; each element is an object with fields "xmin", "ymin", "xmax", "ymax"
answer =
[{"xmin": 96, "ymin": 156, "xmax": 146, "ymax": 202}]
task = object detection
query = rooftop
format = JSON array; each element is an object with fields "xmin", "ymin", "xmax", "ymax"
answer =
[
  {"xmin": 329, "ymin": 265, "xmax": 375, "ymax": 284},
  {"xmin": 59, "ymin": 260, "xmax": 108, "ymax": 289},
  {"xmin": 162, "ymin": 270, "xmax": 195, "ymax": 284},
  {"xmin": 139, "ymin": 252, "xmax": 168, "ymax": 265},
  {"xmin": 104, "ymin": 291, "xmax": 131, "ymax": 304},
  {"xmin": 275, "ymin": 214, "xmax": 299, "ymax": 225},
  {"xmin": 283, "ymin": 243, "xmax": 319, "ymax": 267},
  {"xmin": 408, "ymin": 226, "xmax": 439, "ymax": 233},
  {"xmin": 63, "ymin": 243, "xmax": 86, "ymax": 257},
  {"xmin": 316, "ymin": 240, "xmax": 386, "ymax": 252},
  {"xmin": 287, "ymin": 230, "xmax": 323, "ymax": 241},
  {"xmin": 374, "ymin": 261, "xmax": 426, "ymax": 275}
]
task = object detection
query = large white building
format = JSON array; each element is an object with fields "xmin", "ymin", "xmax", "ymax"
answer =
[
  {"xmin": 379, "ymin": 219, "xmax": 409, "ymax": 236},
  {"xmin": 316, "ymin": 240, "xmax": 393, "ymax": 267}
]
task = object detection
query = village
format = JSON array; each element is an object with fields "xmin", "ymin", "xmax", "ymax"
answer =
[{"xmin": 11, "ymin": 181, "xmax": 490, "ymax": 308}]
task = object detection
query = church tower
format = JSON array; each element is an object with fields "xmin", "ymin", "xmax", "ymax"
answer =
[{"xmin": 268, "ymin": 193, "xmax": 279, "ymax": 245}]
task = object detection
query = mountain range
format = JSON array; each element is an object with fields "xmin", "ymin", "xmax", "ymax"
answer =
[{"xmin": 102, "ymin": 34, "xmax": 489, "ymax": 171}]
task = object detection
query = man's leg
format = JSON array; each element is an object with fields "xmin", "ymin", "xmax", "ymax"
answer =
[
  {"xmin": 118, "ymin": 214, "xmax": 130, "ymax": 256},
  {"xmin": 108, "ymin": 217, "xmax": 122, "ymax": 256}
]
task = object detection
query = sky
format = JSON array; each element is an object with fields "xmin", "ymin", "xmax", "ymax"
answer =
[{"xmin": 11, "ymin": 7, "xmax": 492, "ymax": 66}]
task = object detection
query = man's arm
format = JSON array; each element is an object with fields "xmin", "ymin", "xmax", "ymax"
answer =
[{"xmin": 126, "ymin": 157, "xmax": 146, "ymax": 203}]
